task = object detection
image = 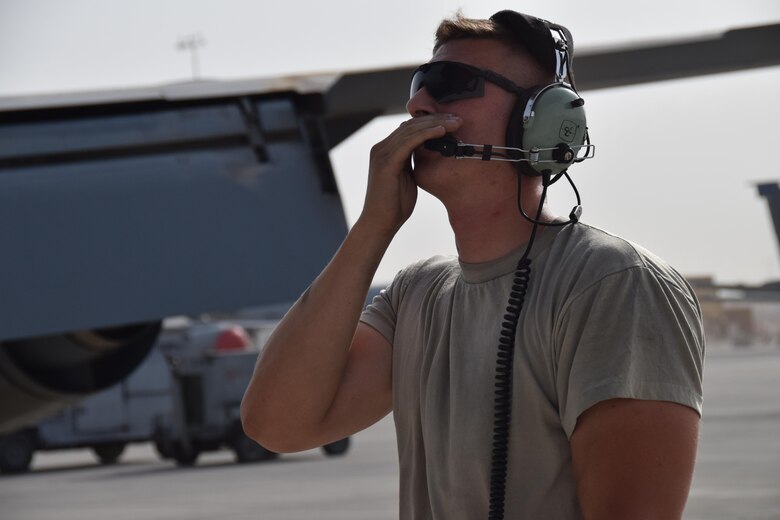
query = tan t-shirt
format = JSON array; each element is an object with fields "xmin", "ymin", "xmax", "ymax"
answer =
[{"xmin": 360, "ymin": 222, "xmax": 705, "ymax": 519}]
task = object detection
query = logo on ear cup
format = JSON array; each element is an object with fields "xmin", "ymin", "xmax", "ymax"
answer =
[{"xmin": 559, "ymin": 120, "xmax": 578, "ymax": 143}]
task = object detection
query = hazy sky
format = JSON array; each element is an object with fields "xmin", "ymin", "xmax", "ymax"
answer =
[{"xmin": 1, "ymin": 0, "xmax": 779, "ymax": 285}]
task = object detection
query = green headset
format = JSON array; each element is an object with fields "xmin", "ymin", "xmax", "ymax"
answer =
[{"xmin": 424, "ymin": 12, "xmax": 594, "ymax": 179}]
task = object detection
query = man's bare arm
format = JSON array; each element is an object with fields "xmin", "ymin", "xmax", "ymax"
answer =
[
  {"xmin": 570, "ymin": 398, "xmax": 700, "ymax": 520},
  {"xmin": 240, "ymin": 219, "xmax": 393, "ymax": 452},
  {"xmin": 240, "ymin": 114, "xmax": 461, "ymax": 452}
]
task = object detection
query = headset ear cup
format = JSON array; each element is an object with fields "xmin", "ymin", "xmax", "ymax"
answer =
[
  {"xmin": 510, "ymin": 83, "xmax": 588, "ymax": 177},
  {"xmin": 506, "ymin": 87, "xmax": 542, "ymax": 177}
]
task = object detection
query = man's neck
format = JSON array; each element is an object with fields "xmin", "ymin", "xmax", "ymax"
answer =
[{"xmin": 447, "ymin": 197, "xmax": 556, "ymax": 264}]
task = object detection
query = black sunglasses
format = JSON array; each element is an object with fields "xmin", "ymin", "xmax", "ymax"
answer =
[{"xmin": 410, "ymin": 61, "xmax": 525, "ymax": 103}]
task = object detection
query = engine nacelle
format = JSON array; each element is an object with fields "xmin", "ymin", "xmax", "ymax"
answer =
[{"xmin": 0, "ymin": 321, "xmax": 161, "ymax": 434}]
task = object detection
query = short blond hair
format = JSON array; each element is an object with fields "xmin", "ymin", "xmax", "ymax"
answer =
[
  {"xmin": 434, "ymin": 12, "xmax": 524, "ymax": 55},
  {"xmin": 433, "ymin": 12, "xmax": 556, "ymax": 84}
]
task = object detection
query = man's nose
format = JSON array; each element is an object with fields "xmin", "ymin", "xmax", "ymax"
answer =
[{"xmin": 406, "ymin": 86, "xmax": 436, "ymax": 117}]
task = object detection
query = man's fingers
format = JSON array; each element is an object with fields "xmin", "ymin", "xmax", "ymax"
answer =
[
  {"xmin": 374, "ymin": 115, "xmax": 461, "ymax": 165},
  {"xmin": 397, "ymin": 114, "xmax": 461, "ymax": 138}
]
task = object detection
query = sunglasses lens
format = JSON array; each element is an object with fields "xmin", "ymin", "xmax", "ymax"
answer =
[
  {"xmin": 410, "ymin": 69, "xmax": 426, "ymax": 98},
  {"xmin": 409, "ymin": 62, "xmax": 485, "ymax": 103}
]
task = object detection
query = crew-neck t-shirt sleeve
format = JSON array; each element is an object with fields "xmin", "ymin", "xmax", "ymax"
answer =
[{"xmin": 554, "ymin": 264, "xmax": 705, "ymax": 439}]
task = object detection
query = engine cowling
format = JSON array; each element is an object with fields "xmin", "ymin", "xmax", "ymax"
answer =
[{"xmin": 0, "ymin": 321, "xmax": 161, "ymax": 434}]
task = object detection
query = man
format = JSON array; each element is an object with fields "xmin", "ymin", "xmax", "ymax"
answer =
[{"xmin": 241, "ymin": 10, "xmax": 704, "ymax": 519}]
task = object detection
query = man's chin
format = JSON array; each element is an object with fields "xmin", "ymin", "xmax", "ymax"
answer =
[
  {"xmin": 412, "ymin": 147, "xmax": 440, "ymax": 168},
  {"xmin": 412, "ymin": 152, "xmax": 449, "ymax": 191}
]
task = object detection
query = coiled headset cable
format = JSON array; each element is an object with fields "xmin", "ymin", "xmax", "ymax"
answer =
[
  {"xmin": 517, "ymin": 170, "xmax": 582, "ymax": 226},
  {"xmin": 487, "ymin": 173, "xmax": 552, "ymax": 520}
]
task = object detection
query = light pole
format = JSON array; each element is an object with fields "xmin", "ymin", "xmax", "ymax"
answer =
[{"xmin": 176, "ymin": 33, "xmax": 206, "ymax": 80}]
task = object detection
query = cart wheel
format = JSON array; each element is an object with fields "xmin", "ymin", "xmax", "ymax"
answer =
[
  {"xmin": 152, "ymin": 427, "xmax": 173, "ymax": 460},
  {"xmin": 0, "ymin": 432, "xmax": 35, "ymax": 474},
  {"xmin": 153, "ymin": 438, "xmax": 171, "ymax": 460},
  {"xmin": 92, "ymin": 442, "xmax": 126, "ymax": 465},
  {"xmin": 171, "ymin": 442, "xmax": 199, "ymax": 466},
  {"xmin": 322, "ymin": 437, "xmax": 350, "ymax": 457},
  {"xmin": 231, "ymin": 430, "xmax": 276, "ymax": 463}
]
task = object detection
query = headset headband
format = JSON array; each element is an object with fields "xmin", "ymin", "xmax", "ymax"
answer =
[
  {"xmin": 549, "ymin": 27, "xmax": 570, "ymax": 85},
  {"xmin": 489, "ymin": 11, "xmax": 576, "ymax": 88}
]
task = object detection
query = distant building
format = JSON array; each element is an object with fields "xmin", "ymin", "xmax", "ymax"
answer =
[{"xmin": 688, "ymin": 276, "xmax": 780, "ymax": 348}]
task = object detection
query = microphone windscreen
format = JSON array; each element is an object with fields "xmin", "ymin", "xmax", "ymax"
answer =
[{"xmin": 424, "ymin": 136, "xmax": 459, "ymax": 157}]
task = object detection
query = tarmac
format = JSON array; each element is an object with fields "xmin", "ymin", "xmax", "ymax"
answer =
[{"xmin": 1, "ymin": 345, "xmax": 778, "ymax": 520}]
